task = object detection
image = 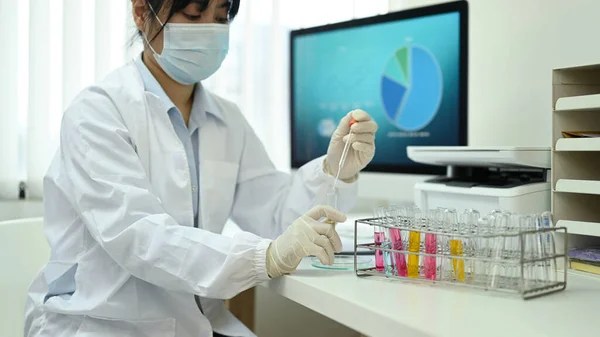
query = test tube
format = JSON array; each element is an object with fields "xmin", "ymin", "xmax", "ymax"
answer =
[
  {"xmin": 477, "ymin": 215, "xmax": 492, "ymax": 284},
  {"xmin": 503, "ymin": 214, "xmax": 519, "ymax": 288},
  {"xmin": 373, "ymin": 207, "xmax": 386, "ymax": 272},
  {"xmin": 520, "ymin": 215, "xmax": 538, "ymax": 289},
  {"xmin": 541, "ymin": 212, "xmax": 557, "ymax": 283},
  {"xmin": 324, "ymin": 190, "xmax": 338, "ymax": 225},
  {"xmin": 434, "ymin": 208, "xmax": 449, "ymax": 281},
  {"xmin": 407, "ymin": 207, "xmax": 421, "ymax": 278},
  {"xmin": 489, "ymin": 212, "xmax": 510, "ymax": 289},
  {"xmin": 387, "ymin": 206, "xmax": 407, "ymax": 277},
  {"xmin": 424, "ymin": 210, "xmax": 438, "ymax": 280},
  {"xmin": 445, "ymin": 209, "xmax": 465, "ymax": 282},
  {"xmin": 461, "ymin": 209, "xmax": 480, "ymax": 283},
  {"xmin": 390, "ymin": 229, "xmax": 407, "ymax": 277},
  {"xmin": 382, "ymin": 226, "xmax": 395, "ymax": 277}
]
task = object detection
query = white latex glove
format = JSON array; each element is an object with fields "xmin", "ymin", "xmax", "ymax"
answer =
[
  {"xmin": 266, "ymin": 206, "xmax": 346, "ymax": 278},
  {"xmin": 325, "ymin": 109, "xmax": 377, "ymax": 181}
]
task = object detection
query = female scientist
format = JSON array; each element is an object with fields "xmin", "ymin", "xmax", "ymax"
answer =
[{"xmin": 24, "ymin": 0, "xmax": 377, "ymax": 336}]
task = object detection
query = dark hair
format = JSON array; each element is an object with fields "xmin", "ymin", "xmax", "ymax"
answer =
[{"xmin": 137, "ymin": 0, "xmax": 240, "ymax": 43}]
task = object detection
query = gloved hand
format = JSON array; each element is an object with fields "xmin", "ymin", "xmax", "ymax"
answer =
[
  {"xmin": 325, "ymin": 109, "xmax": 377, "ymax": 181},
  {"xmin": 266, "ymin": 206, "xmax": 346, "ymax": 278}
]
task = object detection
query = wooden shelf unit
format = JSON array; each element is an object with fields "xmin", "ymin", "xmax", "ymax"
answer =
[{"xmin": 552, "ymin": 63, "xmax": 600, "ymax": 251}]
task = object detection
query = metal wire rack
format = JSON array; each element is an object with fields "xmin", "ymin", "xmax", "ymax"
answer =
[{"xmin": 353, "ymin": 217, "xmax": 567, "ymax": 300}]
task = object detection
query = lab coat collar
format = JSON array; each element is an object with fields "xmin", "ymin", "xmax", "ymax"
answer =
[
  {"xmin": 134, "ymin": 54, "xmax": 176, "ymax": 113},
  {"xmin": 193, "ymin": 82, "xmax": 225, "ymax": 123},
  {"xmin": 134, "ymin": 53, "xmax": 225, "ymax": 125}
]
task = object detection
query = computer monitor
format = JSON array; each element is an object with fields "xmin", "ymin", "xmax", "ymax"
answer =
[{"xmin": 290, "ymin": 1, "xmax": 468, "ymax": 178}]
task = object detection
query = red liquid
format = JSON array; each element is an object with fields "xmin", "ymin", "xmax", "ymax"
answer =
[
  {"xmin": 390, "ymin": 228, "xmax": 407, "ymax": 277},
  {"xmin": 374, "ymin": 231, "xmax": 385, "ymax": 272},
  {"xmin": 425, "ymin": 233, "xmax": 437, "ymax": 280}
]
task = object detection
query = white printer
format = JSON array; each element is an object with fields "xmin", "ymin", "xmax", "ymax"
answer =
[{"xmin": 407, "ymin": 146, "xmax": 551, "ymax": 214}]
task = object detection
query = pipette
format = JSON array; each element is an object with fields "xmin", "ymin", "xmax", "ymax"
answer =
[
  {"xmin": 332, "ymin": 117, "xmax": 357, "ymax": 191},
  {"xmin": 325, "ymin": 117, "xmax": 357, "ymax": 226}
]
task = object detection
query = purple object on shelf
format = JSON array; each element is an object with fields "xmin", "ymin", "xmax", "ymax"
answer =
[{"xmin": 568, "ymin": 247, "xmax": 600, "ymax": 262}]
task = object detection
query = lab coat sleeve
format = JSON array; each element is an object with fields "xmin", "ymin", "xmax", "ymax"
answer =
[
  {"xmin": 230, "ymin": 113, "xmax": 358, "ymax": 240},
  {"xmin": 60, "ymin": 89, "xmax": 270, "ymax": 299}
]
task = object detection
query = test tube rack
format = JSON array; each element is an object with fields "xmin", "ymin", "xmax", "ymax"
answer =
[{"xmin": 353, "ymin": 217, "xmax": 568, "ymax": 300}]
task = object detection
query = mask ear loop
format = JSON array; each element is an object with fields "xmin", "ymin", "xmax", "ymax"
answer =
[
  {"xmin": 142, "ymin": 2, "xmax": 164, "ymax": 56},
  {"xmin": 147, "ymin": 2, "xmax": 164, "ymax": 26}
]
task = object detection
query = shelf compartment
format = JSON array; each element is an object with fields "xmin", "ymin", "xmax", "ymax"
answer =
[
  {"xmin": 553, "ymin": 193, "xmax": 600, "ymax": 223},
  {"xmin": 552, "ymin": 111, "xmax": 600, "ymax": 145},
  {"xmin": 555, "ymin": 179, "xmax": 600, "ymax": 195},
  {"xmin": 552, "ymin": 65, "xmax": 600, "ymax": 109},
  {"xmin": 552, "ymin": 152, "xmax": 600, "ymax": 185},
  {"xmin": 552, "ymin": 193, "xmax": 600, "ymax": 249},
  {"xmin": 556, "ymin": 220, "xmax": 600, "ymax": 237},
  {"xmin": 555, "ymin": 138, "xmax": 600, "ymax": 151},
  {"xmin": 555, "ymin": 94, "xmax": 600, "ymax": 112}
]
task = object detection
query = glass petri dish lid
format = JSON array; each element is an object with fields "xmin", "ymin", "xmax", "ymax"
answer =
[{"xmin": 311, "ymin": 255, "xmax": 374, "ymax": 270}]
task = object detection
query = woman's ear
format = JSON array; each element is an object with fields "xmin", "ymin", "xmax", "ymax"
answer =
[{"xmin": 132, "ymin": 0, "xmax": 148, "ymax": 31}]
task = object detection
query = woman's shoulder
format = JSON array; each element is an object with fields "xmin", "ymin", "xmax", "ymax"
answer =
[
  {"xmin": 200, "ymin": 88, "xmax": 249, "ymax": 129},
  {"xmin": 203, "ymin": 89, "xmax": 239, "ymax": 114},
  {"xmin": 63, "ymin": 62, "xmax": 145, "ymax": 126}
]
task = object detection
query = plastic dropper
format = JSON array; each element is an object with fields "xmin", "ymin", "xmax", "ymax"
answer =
[
  {"xmin": 325, "ymin": 117, "xmax": 357, "ymax": 226},
  {"xmin": 332, "ymin": 117, "xmax": 357, "ymax": 191}
]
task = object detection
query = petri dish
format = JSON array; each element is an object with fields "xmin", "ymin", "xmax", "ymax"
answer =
[{"xmin": 311, "ymin": 255, "xmax": 374, "ymax": 270}]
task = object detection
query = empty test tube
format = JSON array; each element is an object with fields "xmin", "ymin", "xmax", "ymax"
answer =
[
  {"xmin": 461, "ymin": 209, "xmax": 480, "ymax": 283},
  {"xmin": 540, "ymin": 212, "xmax": 557, "ymax": 283},
  {"xmin": 489, "ymin": 212, "xmax": 511, "ymax": 289},
  {"xmin": 324, "ymin": 190, "xmax": 338, "ymax": 225},
  {"xmin": 477, "ymin": 216, "xmax": 492, "ymax": 283},
  {"xmin": 520, "ymin": 215, "xmax": 538, "ymax": 288},
  {"xmin": 505, "ymin": 214, "xmax": 522, "ymax": 285}
]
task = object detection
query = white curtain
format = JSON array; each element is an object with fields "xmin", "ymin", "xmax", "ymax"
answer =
[
  {"xmin": 0, "ymin": 0, "xmax": 388, "ymax": 200},
  {"xmin": 0, "ymin": 0, "xmax": 131, "ymax": 199}
]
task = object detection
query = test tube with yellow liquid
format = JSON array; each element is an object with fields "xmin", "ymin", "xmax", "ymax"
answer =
[
  {"xmin": 449, "ymin": 239, "xmax": 465, "ymax": 282},
  {"xmin": 407, "ymin": 207, "xmax": 422, "ymax": 278},
  {"xmin": 445, "ymin": 209, "xmax": 465, "ymax": 282},
  {"xmin": 407, "ymin": 232, "xmax": 421, "ymax": 278}
]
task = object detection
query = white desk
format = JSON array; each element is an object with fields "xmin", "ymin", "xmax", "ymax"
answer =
[{"xmin": 265, "ymin": 259, "xmax": 600, "ymax": 337}]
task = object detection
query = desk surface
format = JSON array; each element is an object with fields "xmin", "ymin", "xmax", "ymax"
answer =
[{"xmin": 265, "ymin": 259, "xmax": 600, "ymax": 337}]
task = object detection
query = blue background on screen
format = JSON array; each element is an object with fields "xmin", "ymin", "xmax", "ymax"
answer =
[{"xmin": 292, "ymin": 12, "xmax": 461, "ymax": 167}]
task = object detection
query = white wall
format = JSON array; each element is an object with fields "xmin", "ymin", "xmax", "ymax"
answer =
[
  {"xmin": 0, "ymin": 201, "xmax": 43, "ymax": 222},
  {"xmin": 390, "ymin": 0, "xmax": 600, "ymax": 147}
]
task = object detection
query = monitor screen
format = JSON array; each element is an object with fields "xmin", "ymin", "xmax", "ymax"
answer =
[{"xmin": 290, "ymin": 1, "xmax": 468, "ymax": 175}]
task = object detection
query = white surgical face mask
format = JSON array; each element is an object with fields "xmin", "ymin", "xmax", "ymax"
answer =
[{"xmin": 143, "ymin": 9, "xmax": 229, "ymax": 85}]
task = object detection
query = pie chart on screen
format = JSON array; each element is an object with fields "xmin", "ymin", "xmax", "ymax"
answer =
[{"xmin": 381, "ymin": 45, "xmax": 443, "ymax": 131}]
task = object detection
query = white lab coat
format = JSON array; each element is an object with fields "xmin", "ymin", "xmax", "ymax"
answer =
[{"xmin": 24, "ymin": 61, "xmax": 358, "ymax": 337}]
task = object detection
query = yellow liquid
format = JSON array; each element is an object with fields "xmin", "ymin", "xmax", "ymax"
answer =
[
  {"xmin": 449, "ymin": 240, "xmax": 465, "ymax": 282},
  {"xmin": 408, "ymin": 231, "xmax": 420, "ymax": 278},
  {"xmin": 324, "ymin": 219, "xmax": 336, "ymax": 225}
]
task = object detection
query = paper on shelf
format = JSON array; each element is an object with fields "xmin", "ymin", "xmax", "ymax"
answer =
[{"xmin": 562, "ymin": 131, "xmax": 600, "ymax": 138}]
